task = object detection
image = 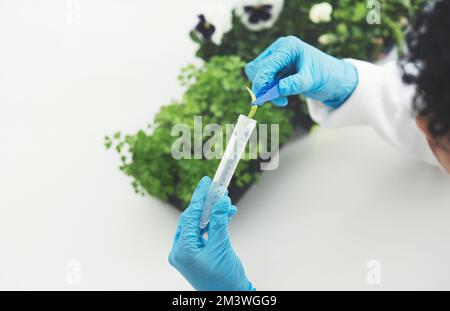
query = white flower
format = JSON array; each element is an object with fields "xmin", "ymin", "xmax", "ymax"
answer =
[
  {"xmin": 193, "ymin": 4, "xmax": 232, "ymax": 45},
  {"xmin": 318, "ymin": 33, "xmax": 337, "ymax": 45},
  {"xmin": 399, "ymin": 16, "xmax": 408, "ymax": 27},
  {"xmin": 309, "ymin": 2, "xmax": 333, "ymax": 24},
  {"xmin": 235, "ymin": 0, "xmax": 284, "ymax": 31}
]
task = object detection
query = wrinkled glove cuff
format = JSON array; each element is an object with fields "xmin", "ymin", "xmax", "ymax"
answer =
[{"xmin": 323, "ymin": 60, "xmax": 359, "ymax": 109}]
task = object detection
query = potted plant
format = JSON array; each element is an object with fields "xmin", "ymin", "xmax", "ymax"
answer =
[
  {"xmin": 106, "ymin": 56, "xmax": 294, "ymax": 209},
  {"xmin": 107, "ymin": 0, "xmax": 425, "ymax": 210}
]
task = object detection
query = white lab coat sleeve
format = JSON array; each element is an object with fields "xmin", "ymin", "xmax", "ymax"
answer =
[{"xmin": 306, "ymin": 59, "xmax": 440, "ymax": 167}]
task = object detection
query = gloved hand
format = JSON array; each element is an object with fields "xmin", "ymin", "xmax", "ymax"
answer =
[
  {"xmin": 245, "ymin": 36, "xmax": 359, "ymax": 108},
  {"xmin": 169, "ymin": 176, "xmax": 255, "ymax": 291}
]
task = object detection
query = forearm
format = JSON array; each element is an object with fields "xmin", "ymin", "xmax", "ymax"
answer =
[{"xmin": 307, "ymin": 59, "xmax": 439, "ymax": 165}]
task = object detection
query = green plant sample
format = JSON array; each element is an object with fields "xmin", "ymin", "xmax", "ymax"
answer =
[{"xmin": 106, "ymin": 56, "xmax": 293, "ymax": 209}]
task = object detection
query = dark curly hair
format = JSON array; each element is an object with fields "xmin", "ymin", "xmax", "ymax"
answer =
[{"xmin": 402, "ymin": 0, "xmax": 450, "ymax": 137}]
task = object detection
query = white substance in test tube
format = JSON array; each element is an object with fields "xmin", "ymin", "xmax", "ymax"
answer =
[{"xmin": 199, "ymin": 114, "xmax": 257, "ymax": 229}]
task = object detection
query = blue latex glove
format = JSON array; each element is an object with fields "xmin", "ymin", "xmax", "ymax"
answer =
[
  {"xmin": 169, "ymin": 176, "xmax": 255, "ymax": 291},
  {"xmin": 245, "ymin": 36, "xmax": 359, "ymax": 108}
]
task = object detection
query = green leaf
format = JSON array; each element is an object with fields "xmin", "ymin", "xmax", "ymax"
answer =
[{"xmin": 104, "ymin": 136, "xmax": 112, "ymax": 149}]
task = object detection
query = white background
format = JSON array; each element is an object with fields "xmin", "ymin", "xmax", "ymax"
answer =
[{"xmin": 1, "ymin": 0, "xmax": 449, "ymax": 290}]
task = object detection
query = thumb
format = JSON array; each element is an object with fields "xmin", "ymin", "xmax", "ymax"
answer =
[
  {"xmin": 178, "ymin": 176, "xmax": 211, "ymax": 243},
  {"xmin": 208, "ymin": 196, "xmax": 237, "ymax": 244},
  {"xmin": 278, "ymin": 72, "xmax": 312, "ymax": 97}
]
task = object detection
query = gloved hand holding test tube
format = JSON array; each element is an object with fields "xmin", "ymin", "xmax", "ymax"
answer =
[{"xmin": 199, "ymin": 80, "xmax": 282, "ymax": 229}]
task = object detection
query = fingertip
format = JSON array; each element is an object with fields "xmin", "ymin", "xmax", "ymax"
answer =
[
  {"xmin": 208, "ymin": 196, "xmax": 233, "ymax": 242},
  {"xmin": 279, "ymin": 77, "xmax": 297, "ymax": 98},
  {"xmin": 193, "ymin": 176, "xmax": 212, "ymax": 194},
  {"xmin": 168, "ymin": 251, "xmax": 174, "ymax": 266},
  {"xmin": 271, "ymin": 97, "xmax": 288, "ymax": 107},
  {"xmin": 209, "ymin": 195, "xmax": 232, "ymax": 219},
  {"xmin": 229, "ymin": 204, "xmax": 238, "ymax": 217},
  {"xmin": 278, "ymin": 77, "xmax": 290, "ymax": 96},
  {"xmin": 199, "ymin": 175, "xmax": 212, "ymax": 185},
  {"xmin": 245, "ymin": 62, "xmax": 256, "ymax": 80},
  {"xmin": 189, "ymin": 176, "xmax": 212, "ymax": 206},
  {"xmin": 279, "ymin": 73, "xmax": 308, "ymax": 97},
  {"xmin": 214, "ymin": 195, "xmax": 231, "ymax": 210}
]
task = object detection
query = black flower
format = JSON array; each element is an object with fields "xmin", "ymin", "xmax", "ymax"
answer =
[
  {"xmin": 195, "ymin": 14, "xmax": 216, "ymax": 41},
  {"xmin": 244, "ymin": 5, "xmax": 273, "ymax": 24},
  {"xmin": 236, "ymin": 0, "xmax": 284, "ymax": 31}
]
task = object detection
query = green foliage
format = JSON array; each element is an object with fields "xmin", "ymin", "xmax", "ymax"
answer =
[
  {"xmin": 194, "ymin": 0, "xmax": 426, "ymax": 62},
  {"xmin": 108, "ymin": 1, "xmax": 426, "ymax": 208},
  {"xmin": 107, "ymin": 56, "xmax": 293, "ymax": 208}
]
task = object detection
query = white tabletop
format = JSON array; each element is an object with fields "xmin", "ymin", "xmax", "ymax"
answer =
[{"xmin": 1, "ymin": 0, "xmax": 449, "ymax": 290}]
